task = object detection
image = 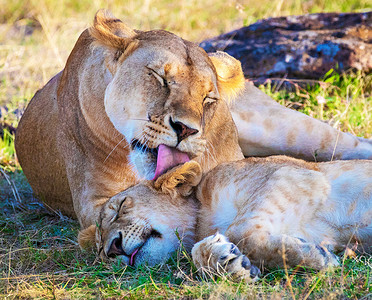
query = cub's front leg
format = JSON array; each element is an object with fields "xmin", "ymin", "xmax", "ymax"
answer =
[
  {"xmin": 191, "ymin": 233, "xmax": 260, "ymax": 282},
  {"xmin": 229, "ymin": 232, "xmax": 340, "ymax": 270}
]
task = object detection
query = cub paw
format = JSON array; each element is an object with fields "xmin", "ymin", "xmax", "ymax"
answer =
[
  {"xmin": 192, "ymin": 233, "xmax": 260, "ymax": 282},
  {"xmin": 294, "ymin": 238, "xmax": 339, "ymax": 269},
  {"xmin": 314, "ymin": 244, "xmax": 339, "ymax": 268}
]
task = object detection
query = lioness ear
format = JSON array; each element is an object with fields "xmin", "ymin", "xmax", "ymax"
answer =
[
  {"xmin": 78, "ymin": 225, "xmax": 97, "ymax": 250},
  {"xmin": 154, "ymin": 161, "xmax": 202, "ymax": 198},
  {"xmin": 89, "ymin": 9, "xmax": 140, "ymax": 74},
  {"xmin": 209, "ymin": 51, "xmax": 245, "ymax": 105}
]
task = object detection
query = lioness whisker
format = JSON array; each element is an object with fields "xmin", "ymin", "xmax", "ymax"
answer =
[
  {"xmin": 129, "ymin": 118, "xmax": 149, "ymax": 122},
  {"xmin": 206, "ymin": 141, "xmax": 218, "ymax": 166},
  {"xmin": 103, "ymin": 137, "xmax": 127, "ymax": 163}
]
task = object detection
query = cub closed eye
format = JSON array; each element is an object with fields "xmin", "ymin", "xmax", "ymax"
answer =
[
  {"xmin": 110, "ymin": 197, "xmax": 127, "ymax": 223},
  {"xmin": 203, "ymin": 97, "xmax": 217, "ymax": 106},
  {"xmin": 117, "ymin": 197, "xmax": 126, "ymax": 213}
]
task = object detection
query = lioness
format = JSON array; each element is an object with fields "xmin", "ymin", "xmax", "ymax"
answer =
[
  {"xmin": 80, "ymin": 158, "xmax": 372, "ymax": 281},
  {"xmin": 15, "ymin": 10, "xmax": 372, "ymax": 231}
]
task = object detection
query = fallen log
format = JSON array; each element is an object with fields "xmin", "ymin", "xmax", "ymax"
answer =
[{"xmin": 200, "ymin": 12, "xmax": 372, "ymax": 80}]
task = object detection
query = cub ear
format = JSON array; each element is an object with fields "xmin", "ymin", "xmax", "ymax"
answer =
[
  {"xmin": 89, "ymin": 9, "xmax": 140, "ymax": 73},
  {"xmin": 209, "ymin": 51, "xmax": 245, "ymax": 105},
  {"xmin": 154, "ymin": 161, "xmax": 202, "ymax": 198},
  {"xmin": 78, "ymin": 224, "xmax": 97, "ymax": 250}
]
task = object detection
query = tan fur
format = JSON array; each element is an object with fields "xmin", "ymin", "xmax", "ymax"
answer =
[
  {"xmin": 15, "ymin": 10, "xmax": 372, "ymax": 235},
  {"xmin": 154, "ymin": 161, "xmax": 202, "ymax": 198},
  {"xmin": 195, "ymin": 157, "xmax": 371, "ymax": 275},
  {"xmin": 92, "ymin": 157, "xmax": 372, "ymax": 280},
  {"xmin": 90, "ymin": 10, "xmax": 137, "ymax": 49},
  {"xmin": 231, "ymin": 83, "xmax": 372, "ymax": 161},
  {"xmin": 89, "ymin": 10, "xmax": 140, "ymax": 73},
  {"xmin": 78, "ymin": 224, "xmax": 96, "ymax": 249},
  {"xmin": 209, "ymin": 52, "xmax": 245, "ymax": 104},
  {"xmin": 15, "ymin": 10, "xmax": 244, "ymax": 229}
]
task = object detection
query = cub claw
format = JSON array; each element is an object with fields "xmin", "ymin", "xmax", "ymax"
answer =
[
  {"xmin": 241, "ymin": 255, "xmax": 251, "ymax": 269},
  {"xmin": 192, "ymin": 233, "xmax": 260, "ymax": 282},
  {"xmin": 249, "ymin": 264, "xmax": 261, "ymax": 280},
  {"xmin": 316, "ymin": 245, "xmax": 339, "ymax": 267},
  {"xmin": 241, "ymin": 255, "xmax": 261, "ymax": 279},
  {"xmin": 230, "ymin": 243, "xmax": 241, "ymax": 256},
  {"xmin": 295, "ymin": 239, "xmax": 340, "ymax": 269}
]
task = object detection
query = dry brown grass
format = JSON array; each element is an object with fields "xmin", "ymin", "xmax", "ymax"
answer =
[{"xmin": 1, "ymin": 0, "xmax": 371, "ymax": 124}]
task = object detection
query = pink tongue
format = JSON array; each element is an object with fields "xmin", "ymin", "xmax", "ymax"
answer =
[
  {"xmin": 152, "ymin": 144, "xmax": 190, "ymax": 180},
  {"xmin": 130, "ymin": 248, "xmax": 139, "ymax": 266}
]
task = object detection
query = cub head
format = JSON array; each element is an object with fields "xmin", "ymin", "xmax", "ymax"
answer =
[
  {"xmin": 90, "ymin": 10, "xmax": 245, "ymax": 180},
  {"xmin": 78, "ymin": 161, "xmax": 202, "ymax": 267}
]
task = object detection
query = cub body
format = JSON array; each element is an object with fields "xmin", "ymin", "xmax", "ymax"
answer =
[
  {"xmin": 193, "ymin": 157, "xmax": 372, "ymax": 272},
  {"xmin": 83, "ymin": 157, "xmax": 372, "ymax": 277}
]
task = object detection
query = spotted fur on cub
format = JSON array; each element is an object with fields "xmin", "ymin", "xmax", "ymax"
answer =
[{"xmin": 79, "ymin": 158, "xmax": 371, "ymax": 281}]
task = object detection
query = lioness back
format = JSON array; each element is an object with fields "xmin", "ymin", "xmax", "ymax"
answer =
[{"xmin": 15, "ymin": 72, "xmax": 76, "ymax": 217}]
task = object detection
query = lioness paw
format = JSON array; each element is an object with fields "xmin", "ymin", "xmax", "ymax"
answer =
[{"xmin": 192, "ymin": 233, "xmax": 260, "ymax": 282}]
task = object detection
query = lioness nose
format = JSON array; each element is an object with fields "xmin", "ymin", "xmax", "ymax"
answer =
[
  {"xmin": 169, "ymin": 118, "xmax": 199, "ymax": 143},
  {"xmin": 107, "ymin": 234, "xmax": 125, "ymax": 258}
]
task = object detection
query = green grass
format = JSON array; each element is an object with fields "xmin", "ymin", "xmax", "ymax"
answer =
[
  {"xmin": 1, "ymin": 0, "xmax": 372, "ymax": 298},
  {"xmin": 0, "ymin": 130, "xmax": 16, "ymax": 169},
  {"xmin": 0, "ymin": 78, "xmax": 371, "ymax": 300},
  {"xmin": 1, "ymin": 174, "xmax": 371, "ymax": 298},
  {"xmin": 259, "ymin": 70, "xmax": 372, "ymax": 137}
]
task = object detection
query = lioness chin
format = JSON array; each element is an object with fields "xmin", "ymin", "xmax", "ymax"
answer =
[
  {"xmin": 15, "ymin": 9, "xmax": 372, "ymax": 233},
  {"xmin": 80, "ymin": 158, "xmax": 372, "ymax": 281}
]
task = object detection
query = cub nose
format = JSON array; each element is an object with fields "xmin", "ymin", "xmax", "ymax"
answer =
[
  {"xmin": 107, "ymin": 233, "xmax": 125, "ymax": 258},
  {"xmin": 169, "ymin": 118, "xmax": 199, "ymax": 143}
]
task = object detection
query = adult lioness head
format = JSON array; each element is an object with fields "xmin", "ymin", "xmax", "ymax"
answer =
[
  {"xmin": 79, "ymin": 161, "xmax": 202, "ymax": 266},
  {"xmin": 91, "ymin": 10, "xmax": 245, "ymax": 180}
]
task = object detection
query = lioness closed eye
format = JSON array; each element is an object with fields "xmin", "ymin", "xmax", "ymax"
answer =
[{"xmin": 79, "ymin": 158, "xmax": 372, "ymax": 281}]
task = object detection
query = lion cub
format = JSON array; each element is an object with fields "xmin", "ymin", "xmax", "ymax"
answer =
[{"xmin": 80, "ymin": 156, "xmax": 372, "ymax": 281}]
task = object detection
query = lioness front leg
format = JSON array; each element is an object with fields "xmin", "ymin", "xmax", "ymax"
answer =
[{"xmin": 191, "ymin": 233, "xmax": 261, "ymax": 282}]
